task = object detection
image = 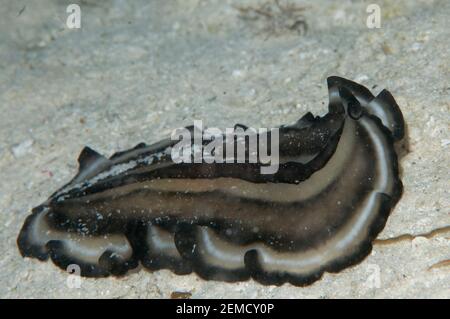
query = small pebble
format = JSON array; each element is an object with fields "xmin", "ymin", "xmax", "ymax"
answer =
[
  {"xmin": 11, "ymin": 139, "xmax": 34, "ymax": 158},
  {"xmin": 232, "ymin": 69, "xmax": 245, "ymax": 78}
]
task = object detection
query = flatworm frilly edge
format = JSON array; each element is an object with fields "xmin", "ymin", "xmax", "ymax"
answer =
[{"xmin": 17, "ymin": 76, "xmax": 405, "ymax": 286}]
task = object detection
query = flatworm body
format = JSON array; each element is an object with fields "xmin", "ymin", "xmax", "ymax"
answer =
[{"xmin": 17, "ymin": 77, "xmax": 405, "ymax": 286}]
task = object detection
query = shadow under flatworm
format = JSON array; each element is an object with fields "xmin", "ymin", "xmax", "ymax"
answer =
[{"xmin": 17, "ymin": 76, "xmax": 405, "ymax": 286}]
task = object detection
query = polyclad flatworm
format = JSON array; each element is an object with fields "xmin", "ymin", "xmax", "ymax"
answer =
[{"xmin": 17, "ymin": 76, "xmax": 405, "ymax": 286}]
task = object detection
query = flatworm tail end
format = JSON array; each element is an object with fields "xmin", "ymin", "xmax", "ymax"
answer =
[{"xmin": 17, "ymin": 205, "xmax": 138, "ymax": 277}]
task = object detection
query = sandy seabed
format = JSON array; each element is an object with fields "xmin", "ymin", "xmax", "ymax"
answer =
[{"xmin": 0, "ymin": 0, "xmax": 448, "ymax": 298}]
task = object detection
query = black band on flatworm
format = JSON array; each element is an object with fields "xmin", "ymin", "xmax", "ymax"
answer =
[{"xmin": 17, "ymin": 76, "xmax": 405, "ymax": 286}]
